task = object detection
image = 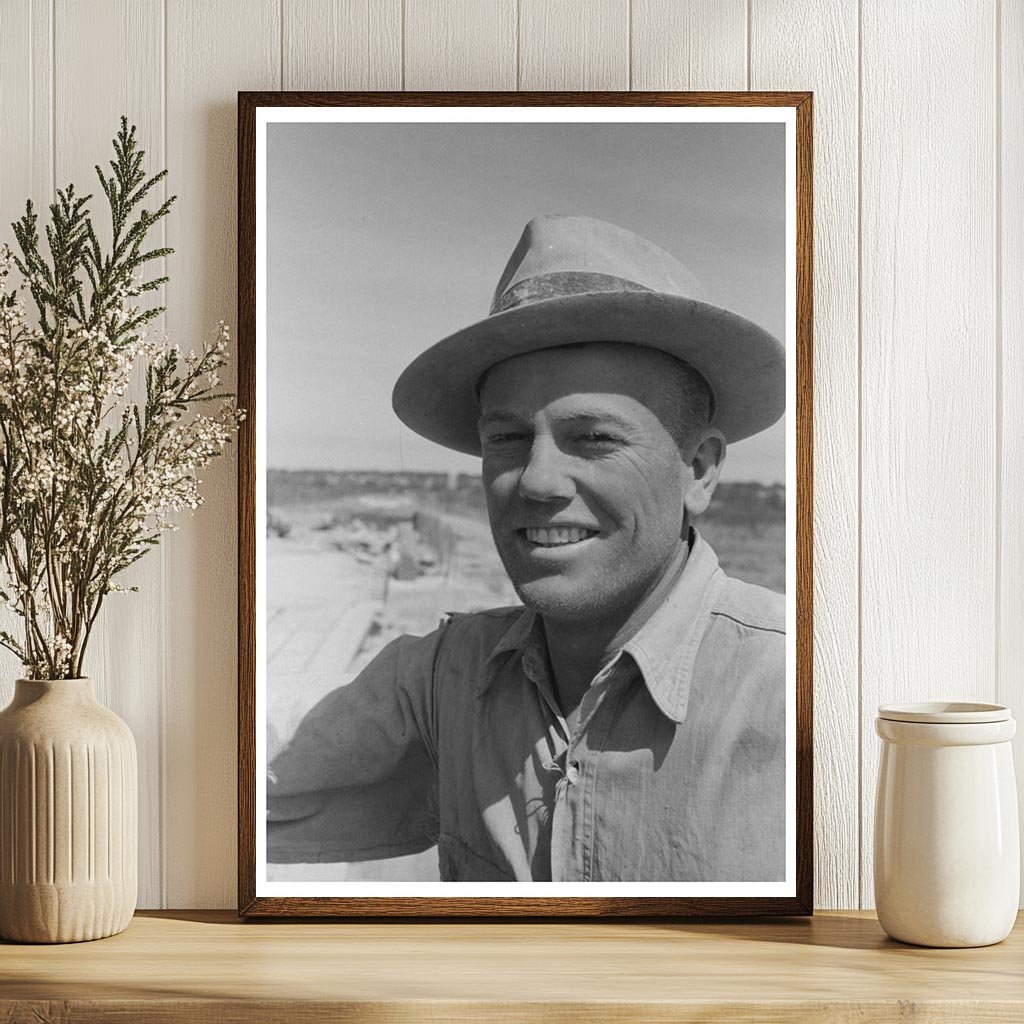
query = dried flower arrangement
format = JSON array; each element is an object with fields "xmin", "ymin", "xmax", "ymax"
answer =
[{"xmin": 0, "ymin": 117, "xmax": 244, "ymax": 679}]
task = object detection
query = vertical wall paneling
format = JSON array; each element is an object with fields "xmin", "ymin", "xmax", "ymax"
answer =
[
  {"xmin": 0, "ymin": 0, "xmax": 51, "ymax": 233},
  {"xmin": 164, "ymin": 0, "xmax": 280, "ymax": 908},
  {"xmin": 283, "ymin": 0, "xmax": 402, "ymax": 90},
  {"xmin": 860, "ymin": 1, "xmax": 998, "ymax": 908},
  {"xmin": 630, "ymin": 0, "xmax": 746, "ymax": 90},
  {"xmin": 52, "ymin": 0, "xmax": 166, "ymax": 909},
  {"xmin": 518, "ymin": 0, "xmax": 628, "ymax": 90},
  {"xmin": 0, "ymin": 1, "xmax": 54, "ymax": 696},
  {"xmin": 0, "ymin": 0, "xmax": 1019, "ymax": 912},
  {"xmin": 403, "ymin": 0, "xmax": 516, "ymax": 90},
  {"xmin": 999, "ymin": 0, "xmax": 1024, "ymax": 902},
  {"xmin": 750, "ymin": 0, "xmax": 860, "ymax": 911}
]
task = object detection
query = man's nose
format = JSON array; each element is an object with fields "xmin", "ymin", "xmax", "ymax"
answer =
[{"xmin": 518, "ymin": 436, "xmax": 575, "ymax": 502}]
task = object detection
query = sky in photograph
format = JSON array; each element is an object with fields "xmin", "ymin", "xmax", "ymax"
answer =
[{"xmin": 267, "ymin": 119, "xmax": 787, "ymax": 484}]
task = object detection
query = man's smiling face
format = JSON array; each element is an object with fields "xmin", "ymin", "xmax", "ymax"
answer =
[{"xmin": 477, "ymin": 342, "xmax": 711, "ymax": 630}]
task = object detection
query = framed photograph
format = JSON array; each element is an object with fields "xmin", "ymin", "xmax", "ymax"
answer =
[{"xmin": 238, "ymin": 91, "xmax": 813, "ymax": 917}]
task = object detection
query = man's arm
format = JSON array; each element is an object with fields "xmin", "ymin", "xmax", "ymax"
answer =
[{"xmin": 266, "ymin": 624, "xmax": 444, "ymax": 863}]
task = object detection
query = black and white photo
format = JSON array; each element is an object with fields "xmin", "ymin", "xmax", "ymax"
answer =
[{"xmin": 239, "ymin": 95, "xmax": 812, "ymax": 916}]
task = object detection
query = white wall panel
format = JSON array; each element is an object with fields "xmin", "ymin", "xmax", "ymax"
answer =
[
  {"xmin": 164, "ymin": 0, "xmax": 280, "ymax": 908},
  {"xmin": 0, "ymin": 0, "xmax": 1017, "ymax": 910},
  {"xmin": 284, "ymin": 0, "xmax": 402, "ymax": 90},
  {"xmin": 519, "ymin": 0, "xmax": 628, "ymax": 90},
  {"xmin": 631, "ymin": 0, "xmax": 746, "ymax": 91},
  {"xmin": 1000, "ymin": 0, "xmax": 1024, "ymax": 901},
  {"xmin": 0, "ymin": 0, "xmax": 51, "ymax": 231},
  {"xmin": 404, "ymin": 0, "xmax": 516, "ymax": 90},
  {"xmin": 750, "ymin": 0, "xmax": 860, "ymax": 910},
  {"xmin": 0, "ymin": 0, "xmax": 53, "ymax": 694},
  {"xmin": 859, "ymin": 0, "xmax": 998, "ymax": 908},
  {"xmin": 52, "ymin": 0, "xmax": 167, "ymax": 909}
]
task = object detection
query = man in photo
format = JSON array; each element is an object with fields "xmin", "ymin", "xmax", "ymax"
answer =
[{"xmin": 267, "ymin": 213, "xmax": 787, "ymax": 882}]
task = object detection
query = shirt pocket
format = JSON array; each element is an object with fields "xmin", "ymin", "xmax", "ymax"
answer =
[{"xmin": 438, "ymin": 832, "xmax": 517, "ymax": 882}]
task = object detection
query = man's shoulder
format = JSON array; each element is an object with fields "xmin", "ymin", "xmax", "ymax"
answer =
[
  {"xmin": 691, "ymin": 574, "xmax": 786, "ymax": 721},
  {"xmin": 710, "ymin": 575, "xmax": 786, "ymax": 635},
  {"xmin": 413, "ymin": 605, "xmax": 529, "ymax": 682},
  {"xmin": 442, "ymin": 603, "xmax": 524, "ymax": 626},
  {"xmin": 437, "ymin": 604, "xmax": 527, "ymax": 646}
]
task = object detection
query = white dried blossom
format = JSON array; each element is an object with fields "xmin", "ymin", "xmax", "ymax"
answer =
[
  {"xmin": 0, "ymin": 122, "xmax": 249, "ymax": 679},
  {"xmin": 0, "ymin": 260, "xmax": 244, "ymax": 676}
]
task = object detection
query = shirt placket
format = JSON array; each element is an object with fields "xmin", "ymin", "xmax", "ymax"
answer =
[
  {"xmin": 548, "ymin": 660, "xmax": 622, "ymax": 882},
  {"xmin": 517, "ymin": 642, "xmax": 571, "ymax": 880}
]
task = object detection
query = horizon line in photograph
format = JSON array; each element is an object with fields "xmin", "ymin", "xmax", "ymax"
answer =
[
  {"xmin": 265, "ymin": 463, "xmax": 786, "ymax": 487},
  {"xmin": 265, "ymin": 465, "xmax": 787, "ymax": 601}
]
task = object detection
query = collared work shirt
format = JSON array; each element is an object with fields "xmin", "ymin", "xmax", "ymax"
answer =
[{"xmin": 267, "ymin": 530, "xmax": 787, "ymax": 881}]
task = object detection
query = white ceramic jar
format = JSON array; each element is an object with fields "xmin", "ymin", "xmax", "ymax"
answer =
[{"xmin": 874, "ymin": 702, "xmax": 1019, "ymax": 947}]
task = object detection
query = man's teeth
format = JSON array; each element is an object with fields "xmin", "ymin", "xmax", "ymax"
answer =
[{"xmin": 524, "ymin": 527, "xmax": 596, "ymax": 546}]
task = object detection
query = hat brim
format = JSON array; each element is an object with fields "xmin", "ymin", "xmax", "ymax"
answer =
[{"xmin": 391, "ymin": 291, "xmax": 786, "ymax": 455}]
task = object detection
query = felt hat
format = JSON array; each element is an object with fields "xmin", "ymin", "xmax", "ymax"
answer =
[{"xmin": 391, "ymin": 214, "xmax": 785, "ymax": 454}]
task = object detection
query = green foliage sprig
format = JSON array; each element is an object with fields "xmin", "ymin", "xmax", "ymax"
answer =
[{"xmin": 0, "ymin": 116, "xmax": 245, "ymax": 679}]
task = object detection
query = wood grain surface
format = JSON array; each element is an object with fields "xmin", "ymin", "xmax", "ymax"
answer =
[
  {"xmin": 164, "ymin": 0, "xmax": 280, "ymax": 909},
  {"xmin": 631, "ymin": 0, "xmax": 747, "ymax": 92},
  {"xmin": 750, "ymin": 0, "xmax": 860, "ymax": 912},
  {"xmin": 0, "ymin": 6, "xmax": 53, "ymax": 700},
  {"xmin": 518, "ymin": 0, "xmax": 629, "ymax": 90},
  {"xmin": 858, "ymin": 1, "xmax": 999, "ymax": 909},
  {"xmin": 1, "ymin": 910, "xmax": 1023, "ymax": 1022},
  {"xmin": 404, "ymin": 0, "xmax": 517, "ymax": 91},
  {"xmin": 1000, "ymin": 0, "xmax": 1024, "ymax": 907},
  {"xmin": 283, "ymin": 0, "xmax": 402, "ymax": 91},
  {"xmin": 52, "ymin": 0, "xmax": 168, "ymax": 915}
]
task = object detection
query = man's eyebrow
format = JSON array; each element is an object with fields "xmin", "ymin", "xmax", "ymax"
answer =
[
  {"xmin": 477, "ymin": 407, "xmax": 640, "ymax": 432},
  {"xmin": 476, "ymin": 409, "xmax": 527, "ymax": 431},
  {"xmin": 557, "ymin": 408, "xmax": 637, "ymax": 430}
]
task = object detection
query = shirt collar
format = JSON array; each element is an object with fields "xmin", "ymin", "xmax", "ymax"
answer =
[
  {"xmin": 620, "ymin": 528, "xmax": 724, "ymax": 724},
  {"xmin": 482, "ymin": 528, "xmax": 725, "ymax": 724},
  {"xmin": 484, "ymin": 604, "xmax": 549, "ymax": 695}
]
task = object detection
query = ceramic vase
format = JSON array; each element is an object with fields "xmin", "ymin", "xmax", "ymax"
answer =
[
  {"xmin": 0, "ymin": 677, "xmax": 137, "ymax": 943},
  {"xmin": 874, "ymin": 702, "xmax": 1019, "ymax": 948}
]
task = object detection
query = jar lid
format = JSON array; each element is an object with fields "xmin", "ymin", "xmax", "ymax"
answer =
[{"xmin": 877, "ymin": 701, "xmax": 1011, "ymax": 724}]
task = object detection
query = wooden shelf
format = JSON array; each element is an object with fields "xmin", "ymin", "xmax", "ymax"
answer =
[{"xmin": 2, "ymin": 910, "xmax": 1022, "ymax": 1021}]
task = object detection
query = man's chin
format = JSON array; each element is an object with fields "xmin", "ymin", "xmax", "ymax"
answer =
[{"xmin": 511, "ymin": 576, "xmax": 610, "ymax": 623}]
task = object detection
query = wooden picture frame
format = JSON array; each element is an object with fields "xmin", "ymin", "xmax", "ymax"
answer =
[{"xmin": 238, "ymin": 91, "xmax": 813, "ymax": 917}]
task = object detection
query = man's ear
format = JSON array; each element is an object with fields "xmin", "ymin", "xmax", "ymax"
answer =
[{"xmin": 682, "ymin": 429, "xmax": 727, "ymax": 519}]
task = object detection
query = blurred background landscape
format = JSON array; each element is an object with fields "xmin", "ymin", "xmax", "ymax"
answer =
[
  {"xmin": 267, "ymin": 470, "xmax": 784, "ymax": 675},
  {"xmin": 265, "ymin": 467, "xmax": 784, "ymax": 882}
]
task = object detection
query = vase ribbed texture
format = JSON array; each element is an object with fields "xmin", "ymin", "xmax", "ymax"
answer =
[{"xmin": 0, "ymin": 678, "xmax": 137, "ymax": 943}]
